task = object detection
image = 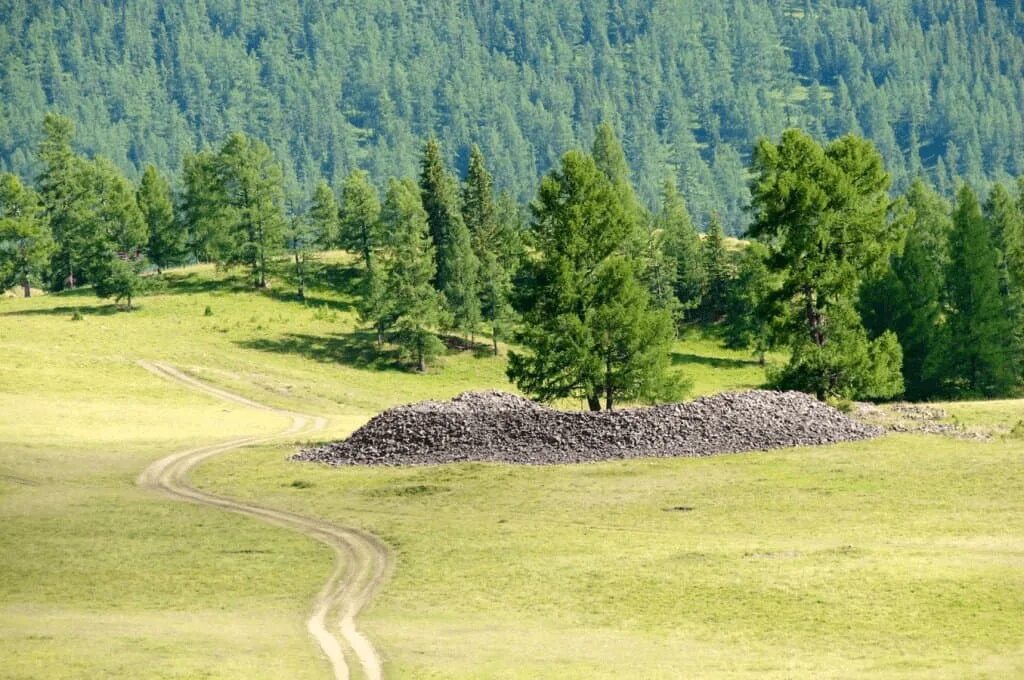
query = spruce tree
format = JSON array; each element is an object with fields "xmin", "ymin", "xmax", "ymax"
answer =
[
  {"xmin": 137, "ymin": 165, "xmax": 181, "ymax": 274},
  {"xmin": 338, "ymin": 170, "xmax": 380, "ymax": 269},
  {"xmin": 861, "ymin": 180, "xmax": 952, "ymax": 399},
  {"xmin": 508, "ymin": 150, "xmax": 678, "ymax": 411},
  {"xmin": 986, "ymin": 183, "xmax": 1024, "ymax": 368},
  {"xmin": 419, "ymin": 138, "xmax": 480, "ymax": 340},
  {"xmin": 36, "ymin": 113, "xmax": 88, "ymax": 288},
  {"xmin": 656, "ymin": 179, "xmax": 705, "ymax": 318},
  {"xmin": 462, "ymin": 145, "xmax": 516, "ymax": 353},
  {"xmin": 378, "ymin": 178, "xmax": 445, "ymax": 371},
  {"xmin": 700, "ymin": 215, "xmax": 732, "ymax": 323},
  {"xmin": 0, "ymin": 173, "xmax": 53, "ymax": 297},
  {"xmin": 308, "ymin": 180, "xmax": 340, "ymax": 252},
  {"xmin": 946, "ymin": 185, "xmax": 1018, "ymax": 396}
]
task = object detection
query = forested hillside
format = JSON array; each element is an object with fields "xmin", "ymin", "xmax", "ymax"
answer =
[{"xmin": 2, "ymin": 0, "xmax": 1023, "ymax": 233}]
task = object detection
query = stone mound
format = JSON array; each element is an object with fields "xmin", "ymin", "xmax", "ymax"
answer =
[{"xmin": 295, "ymin": 390, "xmax": 883, "ymax": 467}]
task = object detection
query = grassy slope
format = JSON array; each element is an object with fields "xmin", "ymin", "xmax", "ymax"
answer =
[{"xmin": 1, "ymin": 260, "xmax": 1021, "ymax": 678}]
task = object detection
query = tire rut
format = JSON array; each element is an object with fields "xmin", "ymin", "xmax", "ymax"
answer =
[{"xmin": 136, "ymin": 360, "xmax": 389, "ymax": 680}]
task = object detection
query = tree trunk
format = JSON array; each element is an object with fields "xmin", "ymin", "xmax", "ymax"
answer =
[
  {"xmin": 492, "ymin": 332, "xmax": 498, "ymax": 356},
  {"xmin": 22, "ymin": 279, "xmax": 30, "ymax": 298},
  {"xmin": 605, "ymin": 386, "xmax": 614, "ymax": 411},
  {"xmin": 418, "ymin": 347, "xmax": 426, "ymax": 373},
  {"xmin": 587, "ymin": 394, "xmax": 601, "ymax": 412},
  {"xmin": 295, "ymin": 252, "xmax": 305, "ymax": 300}
]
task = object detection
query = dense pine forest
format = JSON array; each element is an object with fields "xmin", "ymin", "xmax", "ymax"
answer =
[{"xmin": 2, "ymin": 0, "xmax": 1024, "ymax": 234}]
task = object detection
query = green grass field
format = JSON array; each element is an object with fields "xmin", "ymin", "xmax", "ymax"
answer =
[{"xmin": 1, "ymin": 261, "xmax": 1021, "ymax": 678}]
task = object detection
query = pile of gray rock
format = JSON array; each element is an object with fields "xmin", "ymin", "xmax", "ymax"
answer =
[{"xmin": 296, "ymin": 390, "xmax": 883, "ymax": 466}]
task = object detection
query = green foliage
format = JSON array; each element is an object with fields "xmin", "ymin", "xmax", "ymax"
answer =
[
  {"xmin": 307, "ymin": 181, "xmax": 340, "ymax": 252},
  {"xmin": 378, "ymin": 179, "xmax": 446, "ymax": 371},
  {"xmin": 861, "ymin": 180, "xmax": 953, "ymax": 399},
  {"xmin": 179, "ymin": 150, "xmax": 231, "ymax": 262},
  {"xmin": 700, "ymin": 216, "xmax": 733, "ymax": 323},
  {"xmin": 655, "ymin": 179, "xmax": 704, "ymax": 317},
  {"xmin": 419, "ymin": 139, "xmax": 480, "ymax": 338},
  {"xmin": 749, "ymin": 130, "xmax": 902, "ymax": 399},
  {"xmin": 508, "ymin": 150, "xmax": 678, "ymax": 410},
  {"xmin": 723, "ymin": 241, "xmax": 775, "ymax": 361},
  {"xmin": 3, "ymin": 2, "xmax": 1023, "ymax": 234},
  {"xmin": 137, "ymin": 165, "xmax": 181, "ymax": 273},
  {"xmin": 214, "ymin": 133, "xmax": 287, "ymax": 288},
  {"xmin": 945, "ymin": 185, "xmax": 1019, "ymax": 396},
  {"xmin": 338, "ymin": 171, "xmax": 380, "ymax": 269},
  {"xmin": 0, "ymin": 172, "xmax": 52, "ymax": 296}
]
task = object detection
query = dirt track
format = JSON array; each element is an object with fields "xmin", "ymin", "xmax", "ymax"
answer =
[{"xmin": 136, "ymin": 360, "xmax": 389, "ymax": 680}]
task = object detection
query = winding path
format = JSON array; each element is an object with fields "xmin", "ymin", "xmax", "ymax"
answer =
[{"xmin": 136, "ymin": 360, "xmax": 390, "ymax": 680}]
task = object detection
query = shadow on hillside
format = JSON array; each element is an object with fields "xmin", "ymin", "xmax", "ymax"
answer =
[
  {"xmin": 264, "ymin": 289, "xmax": 355, "ymax": 313},
  {"xmin": 671, "ymin": 351, "xmax": 761, "ymax": 370},
  {"xmin": 0, "ymin": 303, "xmax": 121, "ymax": 317},
  {"xmin": 237, "ymin": 331, "xmax": 405, "ymax": 371},
  {"xmin": 161, "ymin": 272, "xmax": 253, "ymax": 296}
]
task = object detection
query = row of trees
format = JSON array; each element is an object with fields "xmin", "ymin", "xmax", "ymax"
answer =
[{"xmin": 4, "ymin": 113, "xmax": 1021, "ymax": 404}]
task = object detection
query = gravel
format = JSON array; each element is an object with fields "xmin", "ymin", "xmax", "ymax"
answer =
[{"xmin": 295, "ymin": 390, "xmax": 883, "ymax": 467}]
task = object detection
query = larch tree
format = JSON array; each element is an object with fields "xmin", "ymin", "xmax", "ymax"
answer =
[
  {"xmin": 748, "ymin": 129, "xmax": 904, "ymax": 400},
  {"xmin": 462, "ymin": 144, "xmax": 517, "ymax": 353},
  {"xmin": 137, "ymin": 164, "xmax": 181, "ymax": 274},
  {"xmin": 338, "ymin": 170, "xmax": 379, "ymax": 269},
  {"xmin": 656, "ymin": 179, "xmax": 705, "ymax": 318},
  {"xmin": 507, "ymin": 150, "xmax": 678, "ymax": 411},
  {"xmin": 214, "ymin": 133, "xmax": 287, "ymax": 288},
  {"xmin": 700, "ymin": 215, "xmax": 733, "ymax": 323},
  {"xmin": 945, "ymin": 185, "xmax": 1018, "ymax": 396},
  {"xmin": 419, "ymin": 138, "xmax": 480, "ymax": 341},
  {"xmin": 308, "ymin": 180, "xmax": 340, "ymax": 252},
  {"xmin": 36, "ymin": 113, "xmax": 88, "ymax": 288},
  {"xmin": 378, "ymin": 178, "xmax": 446, "ymax": 371},
  {"xmin": 0, "ymin": 173, "xmax": 53, "ymax": 297}
]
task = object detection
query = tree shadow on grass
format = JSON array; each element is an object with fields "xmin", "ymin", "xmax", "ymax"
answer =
[
  {"xmin": 237, "ymin": 331, "xmax": 407, "ymax": 371},
  {"xmin": 160, "ymin": 271, "xmax": 253, "ymax": 296},
  {"xmin": 671, "ymin": 352, "xmax": 762, "ymax": 370},
  {"xmin": 0, "ymin": 303, "xmax": 121, "ymax": 317}
]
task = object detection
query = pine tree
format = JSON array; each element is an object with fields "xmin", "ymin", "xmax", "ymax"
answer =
[
  {"xmin": 36, "ymin": 113, "xmax": 88, "ymax": 288},
  {"xmin": 179, "ymin": 150, "xmax": 231, "ymax": 263},
  {"xmin": 0, "ymin": 173, "xmax": 53, "ymax": 297},
  {"xmin": 378, "ymin": 178, "xmax": 445, "ymax": 371},
  {"xmin": 137, "ymin": 165, "xmax": 180, "ymax": 274},
  {"xmin": 462, "ymin": 145, "xmax": 516, "ymax": 353},
  {"xmin": 860, "ymin": 180, "xmax": 952, "ymax": 399},
  {"xmin": 308, "ymin": 180, "xmax": 340, "ymax": 252},
  {"xmin": 655, "ymin": 179, "xmax": 705, "ymax": 318},
  {"xmin": 945, "ymin": 185, "xmax": 1018, "ymax": 396},
  {"xmin": 419, "ymin": 138, "xmax": 480, "ymax": 340},
  {"xmin": 338, "ymin": 170, "xmax": 379, "ymax": 269},
  {"xmin": 748, "ymin": 130, "xmax": 903, "ymax": 399},
  {"xmin": 214, "ymin": 133, "xmax": 287, "ymax": 288},
  {"xmin": 508, "ymin": 150, "xmax": 679, "ymax": 411},
  {"xmin": 700, "ymin": 215, "xmax": 732, "ymax": 323}
]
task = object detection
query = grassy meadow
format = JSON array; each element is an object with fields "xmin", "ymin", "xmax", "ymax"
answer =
[{"xmin": 1, "ymin": 259, "xmax": 1021, "ymax": 678}]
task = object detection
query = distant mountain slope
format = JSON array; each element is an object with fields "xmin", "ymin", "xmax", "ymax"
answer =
[{"xmin": 1, "ymin": 0, "xmax": 1022, "ymax": 232}]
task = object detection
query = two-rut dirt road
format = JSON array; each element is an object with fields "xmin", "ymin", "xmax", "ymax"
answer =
[{"xmin": 136, "ymin": 360, "xmax": 390, "ymax": 680}]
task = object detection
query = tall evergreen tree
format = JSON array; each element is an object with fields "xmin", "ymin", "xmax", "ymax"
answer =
[
  {"xmin": 861, "ymin": 180, "xmax": 952, "ymax": 399},
  {"xmin": 214, "ymin": 133, "xmax": 287, "ymax": 288},
  {"xmin": 986, "ymin": 183, "xmax": 1024, "ymax": 362},
  {"xmin": 137, "ymin": 165, "xmax": 180, "ymax": 274},
  {"xmin": 308, "ymin": 180, "xmax": 340, "ymax": 252},
  {"xmin": 378, "ymin": 178, "xmax": 446, "ymax": 371},
  {"xmin": 179, "ymin": 150, "xmax": 231, "ymax": 263},
  {"xmin": 338, "ymin": 170, "xmax": 380, "ymax": 269},
  {"xmin": 655, "ymin": 179, "xmax": 705, "ymax": 318},
  {"xmin": 748, "ymin": 130, "xmax": 903, "ymax": 399},
  {"xmin": 945, "ymin": 185, "xmax": 1018, "ymax": 396},
  {"xmin": 36, "ymin": 113, "xmax": 87, "ymax": 288},
  {"xmin": 0, "ymin": 173, "xmax": 53, "ymax": 297},
  {"xmin": 419, "ymin": 138, "xmax": 480, "ymax": 340},
  {"xmin": 700, "ymin": 215, "xmax": 733, "ymax": 323},
  {"xmin": 462, "ymin": 145, "xmax": 516, "ymax": 353},
  {"xmin": 723, "ymin": 240, "xmax": 775, "ymax": 364},
  {"xmin": 508, "ymin": 150, "xmax": 678, "ymax": 411}
]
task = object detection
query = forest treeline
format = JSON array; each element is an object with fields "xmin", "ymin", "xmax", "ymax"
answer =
[
  {"xmin": 3, "ymin": 113, "xmax": 1022, "ymax": 405},
  {"xmin": 2, "ymin": 0, "xmax": 1024, "ymax": 235}
]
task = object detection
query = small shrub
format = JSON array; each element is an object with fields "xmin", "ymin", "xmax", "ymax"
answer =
[
  {"xmin": 204, "ymin": 305, "xmax": 213, "ymax": 317},
  {"xmin": 70, "ymin": 309, "xmax": 83, "ymax": 321},
  {"xmin": 1010, "ymin": 420, "xmax": 1024, "ymax": 439},
  {"xmin": 288, "ymin": 479, "xmax": 313, "ymax": 489}
]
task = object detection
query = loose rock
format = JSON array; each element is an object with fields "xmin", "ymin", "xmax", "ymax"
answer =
[{"xmin": 295, "ymin": 390, "xmax": 883, "ymax": 467}]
